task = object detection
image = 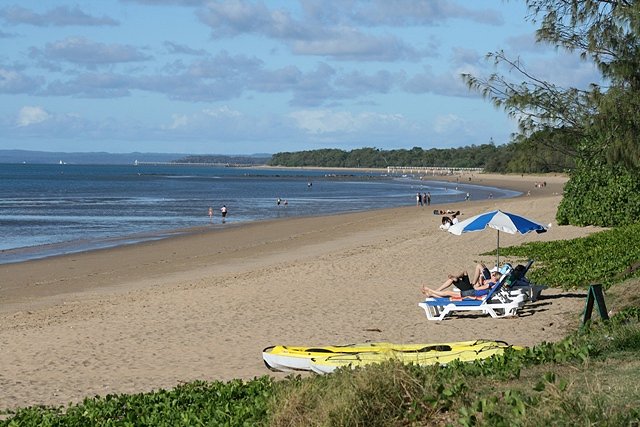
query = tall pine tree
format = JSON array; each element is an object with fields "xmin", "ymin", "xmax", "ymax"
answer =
[{"xmin": 464, "ymin": 0, "xmax": 640, "ymax": 226}]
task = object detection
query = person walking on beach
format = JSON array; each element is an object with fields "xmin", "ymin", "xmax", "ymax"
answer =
[
  {"xmin": 208, "ymin": 207, "xmax": 213, "ymax": 224},
  {"xmin": 427, "ymin": 192, "xmax": 431, "ymax": 206},
  {"xmin": 220, "ymin": 205, "xmax": 228, "ymax": 223},
  {"xmin": 416, "ymin": 192, "xmax": 423, "ymax": 207}
]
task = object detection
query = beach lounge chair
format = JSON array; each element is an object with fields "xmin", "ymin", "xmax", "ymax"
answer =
[
  {"xmin": 418, "ymin": 273, "xmax": 526, "ymax": 321},
  {"xmin": 504, "ymin": 260, "xmax": 547, "ymax": 302}
]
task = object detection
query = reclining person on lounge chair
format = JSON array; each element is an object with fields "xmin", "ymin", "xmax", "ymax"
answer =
[
  {"xmin": 421, "ymin": 267, "xmax": 502, "ymax": 299},
  {"xmin": 424, "ymin": 263, "xmax": 493, "ymax": 291}
]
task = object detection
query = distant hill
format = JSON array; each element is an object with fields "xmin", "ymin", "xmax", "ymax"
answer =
[{"xmin": 0, "ymin": 150, "xmax": 271, "ymax": 165}]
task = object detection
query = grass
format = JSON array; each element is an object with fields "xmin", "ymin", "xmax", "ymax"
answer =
[
  {"xmin": 2, "ymin": 225, "xmax": 640, "ymax": 426},
  {"xmin": 267, "ymin": 302, "xmax": 640, "ymax": 426},
  {"xmin": 492, "ymin": 222, "xmax": 640, "ymax": 290}
]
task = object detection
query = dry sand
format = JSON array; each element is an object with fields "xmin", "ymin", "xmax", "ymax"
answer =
[{"xmin": 0, "ymin": 173, "xmax": 597, "ymax": 410}]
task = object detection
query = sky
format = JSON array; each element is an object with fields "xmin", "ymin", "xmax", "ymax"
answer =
[{"xmin": 0, "ymin": 1, "xmax": 601, "ymax": 155}]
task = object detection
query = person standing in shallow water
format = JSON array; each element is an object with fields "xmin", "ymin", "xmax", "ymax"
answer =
[{"xmin": 220, "ymin": 205, "xmax": 228, "ymax": 223}]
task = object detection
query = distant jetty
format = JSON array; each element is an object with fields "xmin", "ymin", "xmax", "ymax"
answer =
[{"xmin": 386, "ymin": 166, "xmax": 483, "ymax": 176}]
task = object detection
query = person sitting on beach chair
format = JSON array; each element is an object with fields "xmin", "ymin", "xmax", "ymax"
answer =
[
  {"xmin": 439, "ymin": 216, "xmax": 453, "ymax": 230},
  {"xmin": 503, "ymin": 260, "xmax": 547, "ymax": 301},
  {"xmin": 425, "ymin": 263, "xmax": 493, "ymax": 292}
]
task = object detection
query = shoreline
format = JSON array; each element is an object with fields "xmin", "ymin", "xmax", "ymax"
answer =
[
  {"xmin": 0, "ymin": 171, "xmax": 536, "ymax": 265},
  {"xmin": 0, "ymin": 171, "xmax": 550, "ymax": 282},
  {"xmin": 0, "ymin": 172, "xmax": 590, "ymax": 411}
]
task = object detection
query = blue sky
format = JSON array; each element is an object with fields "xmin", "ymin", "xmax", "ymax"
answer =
[{"xmin": 0, "ymin": 1, "xmax": 600, "ymax": 155}]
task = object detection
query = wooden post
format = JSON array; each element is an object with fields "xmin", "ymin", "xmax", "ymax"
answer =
[{"xmin": 582, "ymin": 284, "xmax": 609, "ymax": 326}]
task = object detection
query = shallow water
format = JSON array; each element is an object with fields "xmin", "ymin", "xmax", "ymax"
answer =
[{"xmin": 0, "ymin": 164, "xmax": 519, "ymax": 263}]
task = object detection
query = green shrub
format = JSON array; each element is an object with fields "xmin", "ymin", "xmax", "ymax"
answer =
[
  {"xmin": 496, "ymin": 223, "xmax": 640, "ymax": 289},
  {"xmin": 1, "ymin": 378, "xmax": 274, "ymax": 427},
  {"xmin": 557, "ymin": 163, "xmax": 640, "ymax": 227}
]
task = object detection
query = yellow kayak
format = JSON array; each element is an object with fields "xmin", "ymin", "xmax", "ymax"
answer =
[
  {"xmin": 262, "ymin": 340, "xmax": 510, "ymax": 372},
  {"xmin": 309, "ymin": 342, "xmax": 523, "ymax": 374}
]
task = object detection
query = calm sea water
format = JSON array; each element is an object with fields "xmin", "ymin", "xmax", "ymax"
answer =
[{"xmin": 0, "ymin": 163, "xmax": 519, "ymax": 264}]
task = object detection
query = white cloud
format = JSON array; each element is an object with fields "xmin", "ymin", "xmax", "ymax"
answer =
[
  {"xmin": 0, "ymin": 68, "xmax": 20, "ymax": 82},
  {"xmin": 163, "ymin": 106, "xmax": 243, "ymax": 130},
  {"xmin": 165, "ymin": 113, "xmax": 189, "ymax": 130},
  {"xmin": 0, "ymin": 5, "xmax": 118, "ymax": 27},
  {"xmin": 17, "ymin": 106, "xmax": 50, "ymax": 127},
  {"xmin": 202, "ymin": 106, "xmax": 242, "ymax": 118},
  {"xmin": 289, "ymin": 110, "xmax": 354, "ymax": 134},
  {"xmin": 34, "ymin": 37, "xmax": 150, "ymax": 66},
  {"xmin": 433, "ymin": 113, "xmax": 466, "ymax": 134},
  {"xmin": 288, "ymin": 109, "xmax": 409, "ymax": 134},
  {"xmin": 0, "ymin": 67, "xmax": 42, "ymax": 93}
]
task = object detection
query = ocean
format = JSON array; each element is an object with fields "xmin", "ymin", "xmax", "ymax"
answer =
[{"xmin": 0, "ymin": 163, "xmax": 520, "ymax": 264}]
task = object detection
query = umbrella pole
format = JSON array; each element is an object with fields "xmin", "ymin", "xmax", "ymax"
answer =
[{"xmin": 496, "ymin": 230, "xmax": 500, "ymax": 267}]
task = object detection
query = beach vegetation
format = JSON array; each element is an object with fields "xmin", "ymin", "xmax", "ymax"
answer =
[
  {"xmin": 463, "ymin": 0, "xmax": 640, "ymax": 227},
  {"xmin": 0, "ymin": 378, "xmax": 275, "ymax": 427},
  {"xmin": 269, "ymin": 145, "xmax": 504, "ymax": 170},
  {"xmin": 268, "ymin": 142, "xmax": 576, "ymax": 173},
  {"xmin": 2, "ymin": 225, "xmax": 640, "ymax": 426},
  {"xmin": 494, "ymin": 222, "xmax": 640, "ymax": 290},
  {"xmin": 174, "ymin": 153, "xmax": 272, "ymax": 166},
  {"xmin": 501, "ymin": 128, "xmax": 578, "ymax": 174},
  {"xmin": 555, "ymin": 160, "xmax": 640, "ymax": 227}
]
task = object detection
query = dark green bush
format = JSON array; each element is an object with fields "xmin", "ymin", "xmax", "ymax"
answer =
[{"xmin": 557, "ymin": 163, "xmax": 640, "ymax": 227}]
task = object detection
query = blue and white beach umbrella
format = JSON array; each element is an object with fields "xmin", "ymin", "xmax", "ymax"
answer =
[{"xmin": 448, "ymin": 209, "xmax": 547, "ymax": 266}]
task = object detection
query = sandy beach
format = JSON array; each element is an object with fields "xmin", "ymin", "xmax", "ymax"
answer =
[{"xmin": 0, "ymin": 173, "xmax": 598, "ymax": 411}]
